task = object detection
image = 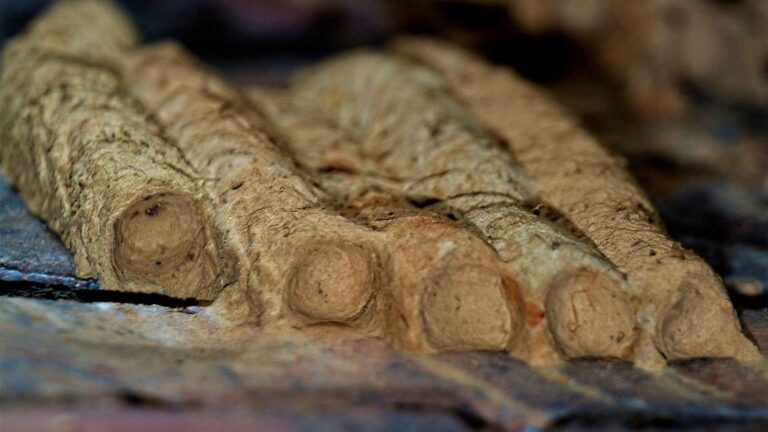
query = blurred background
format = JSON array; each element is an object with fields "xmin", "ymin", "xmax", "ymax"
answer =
[{"xmin": 1, "ymin": 0, "xmax": 766, "ymax": 300}]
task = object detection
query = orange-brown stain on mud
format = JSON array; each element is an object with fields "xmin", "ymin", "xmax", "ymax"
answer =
[
  {"xmin": 525, "ymin": 302, "xmax": 545, "ymax": 326},
  {"xmin": 322, "ymin": 158, "xmax": 357, "ymax": 173},
  {"xmin": 405, "ymin": 215, "xmax": 448, "ymax": 232},
  {"xmin": 502, "ymin": 274, "xmax": 526, "ymax": 315}
]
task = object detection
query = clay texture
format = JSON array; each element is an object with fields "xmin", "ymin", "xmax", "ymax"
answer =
[
  {"xmin": 247, "ymin": 52, "xmax": 641, "ymax": 364},
  {"xmin": 0, "ymin": 0, "xmax": 235, "ymax": 300},
  {"xmin": 392, "ymin": 37, "xmax": 760, "ymax": 365},
  {"xmin": 123, "ymin": 42, "xmax": 533, "ymax": 354},
  {"xmin": 121, "ymin": 42, "xmax": 386, "ymax": 326},
  {"xmin": 2, "ymin": 0, "xmax": 757, "ymax": 367}
]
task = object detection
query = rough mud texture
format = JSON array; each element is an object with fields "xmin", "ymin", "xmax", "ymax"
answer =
[
  {"xmin": 0, "ymin": 0, "xmax": 234, "ymax": 300},
  {"xmin": 392, "ymin": 37, "xmax": 760, "ymax": 365},
  {"xmin": 341, "ymin": 193, "xmax": 525, "ymax": 354},
  {"xmin": 4, "ymin": 0, "xmax": 757, "ymax": 369},
  {"xmin": 247, "ymin": 53, "xmax": 639, "ymax": 364},
  {"xmin": 121, "ymin": 42, "xmax": 387, "ymax": 327},
  {"xmin": 123, "ymin": 43, "xmax": 531, "ymax": 354}
]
